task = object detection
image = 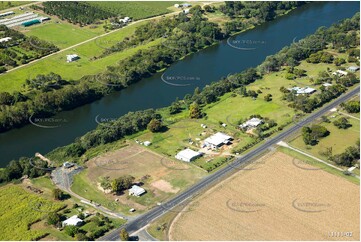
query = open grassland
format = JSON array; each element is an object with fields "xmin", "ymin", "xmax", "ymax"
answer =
[
  {"xmin": 289, "ymin": 111, "xmax": 360, "ymax": 164},
  {"xmin": 0, "ymin": 1, "xmax": 30, "ymax": 10},
  {"xmin": 0, "ymin": 185, "xmax": 64, "ymax": 241},
  {"xmin": 71, "ymin": 143, "xmax": 205, "ymax": 215},
  {"xmin": 0, "ymin": 21, "xmax": 157, "ymax": 92},
  {"xmin": 23, "ymin": 20, "xmax": 102, "ymax": 49},
  {"xmin": 168, "ymin": 152, "xmax": 360, "ymax": 241},
  {"xmin": 88, "ymin": 1, "xmax": 180, "ymax": 20}
]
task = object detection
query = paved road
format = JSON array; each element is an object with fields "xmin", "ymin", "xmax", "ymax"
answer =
[{"xmin": 99, "ymin": 86, "xmax": 360, "ymax": 241}]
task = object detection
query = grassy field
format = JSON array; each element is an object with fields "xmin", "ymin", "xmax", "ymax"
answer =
[
  {"xmin": 23, "ymin": 20, "xmax": 103, "ymax": 49},
  {"xmin": 0, "ymin": 185, "xmax": 64, "ymax": 241},
  {"xmin": 71, "ymin": 143, "xmax": 206, "ymax": 215},
  {"xmin": 0, "ymin": 21, "xmax": 158, "ymax": 92},
  {"xmin": 88, "ymin": 1, "xmax": 180, "ymax": 20},
  {"xmin": 0, "ymin": 1, "xmax": 30, "ymax": 11},
  {"xmin": 288, "ymin": 111, "xmax": 360, "ymax": 167},
  {"xmin": 168, "ymin": 152, "xmax": 360, "ymax": 240}
]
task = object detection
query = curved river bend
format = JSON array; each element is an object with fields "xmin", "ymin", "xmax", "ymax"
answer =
[{"xmin": 0, "ymin": 1, "xmax": 359, "ymax": 166}]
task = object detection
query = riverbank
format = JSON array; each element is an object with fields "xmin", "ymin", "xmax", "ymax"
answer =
[{"xmin": 0, "ymin": 1, "xmax": 358, "ymax": 167}]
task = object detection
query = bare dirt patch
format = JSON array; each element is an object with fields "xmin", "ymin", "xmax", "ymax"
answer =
[
  {"xmin": 169, "ymin": 152, "xmax": 360, "ymax": 241},
  {"xmin": 151, "ymin": 180, "xmax": 180, "ymax": 194}
]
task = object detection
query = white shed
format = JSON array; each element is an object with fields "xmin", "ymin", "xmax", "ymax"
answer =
[
  {"xmin": 62, "ymin": 215, "xmax": 83, "ymax": 227},
  {"xmin": 129, "ymin": 185, "xmax": 146, "ymax": 197},
  {"xmin": 175, "ymin": 148, "xmax": 201, "ymax": 162}
]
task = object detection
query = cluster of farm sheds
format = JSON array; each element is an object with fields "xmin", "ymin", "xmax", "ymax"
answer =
[{"xmin": 0, "ymin": 11, "xmax": 49, "ymax": 28}]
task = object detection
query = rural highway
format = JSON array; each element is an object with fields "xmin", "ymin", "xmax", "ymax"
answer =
[{"xmin": 99, "ymin": 86, "xmax": 360, "ymax": 241}]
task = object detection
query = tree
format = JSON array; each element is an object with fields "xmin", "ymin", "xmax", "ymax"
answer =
[
  {"xmin": 264, "ymin": 94, "xmax": 272, "ymax": 102},
  {"xmin": 53, "ymin": 188, "xmax": 64, "ymax": 200},
  {"xmin": 189, "ymin": 102, "xmax": 202, "ymax": 119},
  {"xmin": 111, "ymin": 175, "xmax": 135, "ymax": 193},
  {"xmin": 147, "ymin": 119, "xmax": 163, "ymax": 132},
  {"xmin": 120, "ymin": 228, "xmax": 129, "ymax": 241},
  {"xmin": 64, "ymin": 225, "xmax": 79, "ymax": 237},
  {"xmin": 333, "ymin": 117, "xmax": 351, "ymax": 129},
  {"xmin": 342, "ymin": 100, "xmax": 360, "ymax": 113},
  {"xmin": 47, "ymin": 212, "xmax": 61, "ymax": 227},
  {"xmin": 75, "ymin": 233, "xmax": 88, "ymax": 241}
]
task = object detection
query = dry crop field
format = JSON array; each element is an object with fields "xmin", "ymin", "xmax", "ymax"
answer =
[{"xmin": 168, "ymin": 152, "xmax": 360, "ymax": 241}]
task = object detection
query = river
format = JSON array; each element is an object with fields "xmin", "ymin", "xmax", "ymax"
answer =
[{"xmin": 0, "ymin": 1, "xmax": 359, "ymax": 167}]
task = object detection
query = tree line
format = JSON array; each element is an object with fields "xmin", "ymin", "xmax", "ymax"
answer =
[{"xmin": 39, "ymin": 1, "xmax": 115, "ymax": 26}]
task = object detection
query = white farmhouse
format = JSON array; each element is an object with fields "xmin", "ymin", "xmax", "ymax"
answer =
[
  {"xmin": 288, "ymin": 86, "xmax": 316, "ymax": 95},
  {"xmin": 0, "ymin": 37, "xmax": 12, "ymax": 43},
  {"xmin": 204, "ymin": 132, "xmax": 232, "ymax": 149},
  {"xmin": 240, "ymin": 118, "xmax": 263, "ymax": 129},
  {"xmin": 175, "ymin": 148, "xmax": 201, "ymax": 162},
  {"xmin": 129, "ymin": 185, "xmax": 146, "ymax": 197},
  {"xmin": 62, "ymin": 215, "xmax": 83, "ymax": 227},
  {"xmin": 66, "ymin": 54, "xmax": 79, "ymax": 63},
  {"xmin": 332, "ymin": 70, "xmax": 348, "ymax": 77}
]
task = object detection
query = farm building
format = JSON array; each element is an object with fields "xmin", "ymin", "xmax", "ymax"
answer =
[
  {"xmin": 332, "ymin": 70, "xmax": 348, "ymax": 76},
  {"xmin": 66, "ymin": 54, "xmax": 80, "ymax": 63},
  {"xmin": 62, "ymin": 215, "xmax": 83, "ymax": 227},
  {"xmin": 63, "ymin": 162, "xmax": 75, "ymax": 169},
  {"xmin": 288, "ymin": 86, "xmax": 316, "ymax": 95},
  {"xmin": 240, "ymin": 118, "xmax": 263, "ymax": 129},
  {"xmin": 204, "ymin": 132, "xmax": 233, "ymax": 149},
  {"xmin": 143, "ymin": 141, "xmax": 151, "ymax": 146},
  {"xmin": 347, "ymin": 66, "xmax": 359, "ymax": 72},
  {"xmin": 21, "ymin": 19, "xmax": 40, "ymax": 27},
  {"xmin": 0, "ymin": 11, "xmax": 14, "ymax": 18},
  {"xmin": 183, "ymin": 9, "xmax": 190, "ymax": 14},
  {"xmin": 129, "ymin": 185, "xmax": 146, "ymax": 197},
  {"xmin": 174, "ymin": 4, "xmax": 180, "ymax": 8},
  {"xmin": 182, "ymin": 3, "xmax": 192, "ymax": 7},
  {"xmin": 322, "ymin": 83, "xmax": 333, "ymax": 87},
  {"xmin": 39, "ymin": 17, "xmax": 50, "ymax": 22},
  {"xmin": 0, "ymin": 37, "xmax": 12, "ymax": 43},
  {"xmin": 175, "ymin": 148, "xmax": 201, "ymax": 162}
]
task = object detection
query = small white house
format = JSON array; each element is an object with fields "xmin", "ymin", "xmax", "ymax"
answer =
[
  {"xmin": 63, "ymin": 162, "xmax": 74, "ymax": 169},
  {"xmin": 288, "ymin": 86, "xmax": 316, "ymax": 95},
  {"xmin": 347, "ymin": 66, "xmax": 359, "ymax": 72},
  {"xmin": 332, "ymin": 70, "xmax": 348, "ymax": 77},
  {"xmin": 204, "ymin": 132, "xmax": 233, "ymax": 149},
  {"xmin": 62, "ymin": 215, "xmax": 83, "ymax": 227},
  {"xmin": 0, "ymin": 37, "xmax": 12, "ymax": 43},
  {"xmin": 322, "ymin": 83, "xmax": 333, "ymax": 87},
  {"xmin": 174, "ymin": 4, "xmax": 180, "ymax": 8},
  {"xmin": 175, "ymin": 148, "xmax": 201, "ymax": 162},
  {"xmin": 183, "ymin": 9, "xmax": 190, "ymax": 14},
  {"xmin": 66, "ymin": 54, "xmax": 79, "ymax": 63},
  {"xmin": 143, "ymin": 141, "xmax": 151, "ymax": 146},
  {"xmin": 129, "ymin": 185, "xmax": 146, "ymax": 197},
  {"xmin": 239, "ymin": 118, "xmax": 263, "ymax": 129}
]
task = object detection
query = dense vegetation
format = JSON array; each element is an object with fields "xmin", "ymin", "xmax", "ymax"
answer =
[
  {"xmin": 0, "ymin": 25, "xmax": 58, "ymax": 73},
  {"xmin": 341, "ymin": 100, "xmax": 360, "ymax": 113},
  {"xmin": 40, "ymin": 1, "xmax": 115, "ymax": 26},
  {"xmin": 0, "ymin": 10, "xmax": 359, "ymax": 181},
  {"xmin": 330, "ymin": 140, "xmax": 360, "ymax": 167},
  {"xmin": 302, "ymin": 125, "xmax": 329, "ymax": 146},
  {"xmin": 220, "ymin": 1, "xmax": 306, "ymax": 35},
  {"xmin": 88, "ymin": 1, "xmax": 177, "ymax": 20}
]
